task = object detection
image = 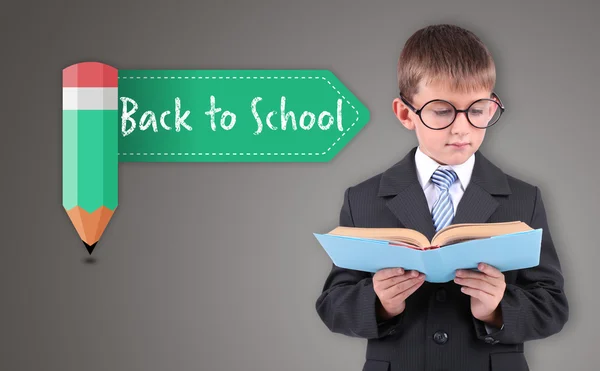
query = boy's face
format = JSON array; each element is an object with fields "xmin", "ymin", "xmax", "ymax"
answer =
[{"xmin": 393, "ymin": 80, "xmax": 492, "ymax": 166}]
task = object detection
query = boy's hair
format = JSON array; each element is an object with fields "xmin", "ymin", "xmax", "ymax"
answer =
[{"xmin": 397, "ymin": 24, "xmax": 496, "ymax": 101}]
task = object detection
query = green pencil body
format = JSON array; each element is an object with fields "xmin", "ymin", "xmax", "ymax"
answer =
[{"xmin": 62, "ymin": 62, "xmax": 118, "ymax": 254}]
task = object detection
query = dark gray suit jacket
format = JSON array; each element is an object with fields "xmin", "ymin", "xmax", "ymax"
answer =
[{"xmin": 315, "ymin": 147, "xmax": 569, "ymax": 371}]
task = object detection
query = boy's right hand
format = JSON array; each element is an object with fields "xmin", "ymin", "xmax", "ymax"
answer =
[{"xmin": 373, "ymin": 268, "xmax": 426, "ymax": 321}]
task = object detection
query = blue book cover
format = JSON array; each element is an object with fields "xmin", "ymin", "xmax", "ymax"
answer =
[{"xmin": 313, "ymin": 228, "xmax": 543, "ymax": 283}]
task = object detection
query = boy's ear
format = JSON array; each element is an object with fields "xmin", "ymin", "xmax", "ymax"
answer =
[{"xmin": 392, "ymin": 98, "xmax": 416, "ymax": 130}]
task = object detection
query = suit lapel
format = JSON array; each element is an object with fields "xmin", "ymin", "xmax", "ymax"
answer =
[
  {"xmin": 378, "ymin": 147, "xmax": 437, "ymax": 241},
  {"xmin": 452, "ymin": 183, "xmax": 499, "ymax": 225},
  {"xmin": 386, "ymin": 183, "xmax": 437, "ymax": 241},
  {"xmin": 453, "ymin": 150, "xmax": 512, "ymax": 224},
  {"xmin": 378, "ymin": 147, "xmax": 512, "ymax": 239}
]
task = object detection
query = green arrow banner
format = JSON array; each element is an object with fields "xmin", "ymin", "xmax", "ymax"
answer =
[{"xmin": 117, "ymin": 70, "xmax": 369, "ymax": 162}]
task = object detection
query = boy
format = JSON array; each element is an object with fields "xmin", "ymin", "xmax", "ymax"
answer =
[{"xmin": 315, "ymin": 24, "xmax": 568, "ymax": 371}]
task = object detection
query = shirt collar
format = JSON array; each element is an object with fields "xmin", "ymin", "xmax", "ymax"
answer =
[{"xmin": 414, "ymin": 146, "xmax": 475, "ymax": 191}]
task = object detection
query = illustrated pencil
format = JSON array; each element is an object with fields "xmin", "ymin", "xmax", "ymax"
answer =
[{"xmin": 62, "ymin": 62, "xmax": 118, "ymax": 254}]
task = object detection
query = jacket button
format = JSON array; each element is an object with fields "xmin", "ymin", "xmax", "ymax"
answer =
[
  {"xmin": 435, "ymin": 288, "xmax": 447, "ymax": 302},
  {"xmin": 433, "ymin": 331, "xmax": 448, "ymax": 344},
  {"xmin": 484, "ymin": 336, "xmax": 497, "ymax": 344}
]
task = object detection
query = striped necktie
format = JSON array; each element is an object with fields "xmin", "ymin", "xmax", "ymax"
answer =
[{"xmin": 431, "ymin": 168, "xmax": 458, "ymax": 232}]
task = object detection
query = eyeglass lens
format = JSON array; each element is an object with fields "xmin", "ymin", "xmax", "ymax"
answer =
[{"xmin": 420, "ymin": 99, "xmax": 502, "ymax": 129}]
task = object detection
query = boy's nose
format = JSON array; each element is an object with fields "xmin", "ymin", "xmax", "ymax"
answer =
[{"xmin": 450, "ymin": 112, "xmax": 471, "ymax": 133}]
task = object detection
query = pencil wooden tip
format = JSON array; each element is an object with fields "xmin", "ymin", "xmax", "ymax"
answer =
[{"xmin": 66, "ymin": 206, "xmax": 115, "ymax": 247}]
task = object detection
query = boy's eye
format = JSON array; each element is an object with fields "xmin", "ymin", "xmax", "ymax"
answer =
[
  {"xmin": 469, "ymin": 109, "xmax": 484, "ymax": 116},
  {"xmin": 434, "ymin": 110, "xmax": 453, "ymax": 116}
]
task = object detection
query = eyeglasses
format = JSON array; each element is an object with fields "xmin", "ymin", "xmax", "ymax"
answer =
[{"xmin": 399, "ymin": 92, "xmax": 505, "ymax": 130}]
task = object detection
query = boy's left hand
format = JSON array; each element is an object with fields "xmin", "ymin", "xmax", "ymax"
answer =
[{"xmin": 454, "ymin": 263, "xmax": 505, "ymax": 328}]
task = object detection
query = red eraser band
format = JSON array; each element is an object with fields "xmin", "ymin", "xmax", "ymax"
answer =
[{"xmin": 63, "ymin": 62, "xmax": 118, "ymax": 88}]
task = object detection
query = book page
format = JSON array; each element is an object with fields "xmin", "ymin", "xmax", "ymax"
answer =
[
  {"xmin": 431, "ymin": 221, "xmax": 532, "ymax": 247},
  {"xmin": 327, "ymin": 226, "xmax": 430, "ymax": 248}
]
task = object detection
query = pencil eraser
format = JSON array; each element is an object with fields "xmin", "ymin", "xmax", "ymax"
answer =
[{"xmin": 63, "ymin": 62, "xmax": 118, "ymax": 88}]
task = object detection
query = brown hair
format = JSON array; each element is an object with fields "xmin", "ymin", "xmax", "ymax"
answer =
[{"xmin": 397, "ymin": 24, "xmax": 496, "ymax": 101}]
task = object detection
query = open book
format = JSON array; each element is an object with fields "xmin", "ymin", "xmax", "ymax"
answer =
[
  {"xmin": 326, "ymin": 221, "xmax": 533, "ymax": 250},
  {"xmin": 314, "ymin": 221, "xmax": 542, "ymax": 283}
]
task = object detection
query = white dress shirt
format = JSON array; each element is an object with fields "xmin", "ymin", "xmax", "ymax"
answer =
[
  {"xmin": 414, "ymin": 146, "xmax": 501, "ymax": 334},
  {"xmin": 414, "ymin": 146, "xmax": 475, "ymax": 217}
]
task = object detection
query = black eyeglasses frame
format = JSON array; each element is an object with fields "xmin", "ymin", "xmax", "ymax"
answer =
[{"xmin": 399, "ymin": 92, "xmax": 506, "ymax": 130}]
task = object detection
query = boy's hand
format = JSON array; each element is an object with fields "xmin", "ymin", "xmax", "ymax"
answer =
[
  {"xmin": 454, "ymin": 263, "xmax": 506, "ymax": 328},
  {"xmin": 373, "ymin": 268, "xmax": 425, "ymax": 321}
]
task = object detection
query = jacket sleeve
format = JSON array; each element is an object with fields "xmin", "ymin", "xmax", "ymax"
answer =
[
  {"xmin": 473, "ymin": 186, "xmax": 569, "ymax": 344},
  {"xmin": 315, "ymin": 187, "xmax": 404, "ymax": 340}
]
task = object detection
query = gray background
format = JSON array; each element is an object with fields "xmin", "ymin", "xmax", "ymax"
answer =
[{"xmin": 1, "ymin": 0, "xmax": 597, "ymax": 370}]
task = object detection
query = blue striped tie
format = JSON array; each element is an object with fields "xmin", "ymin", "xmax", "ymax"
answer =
[{"xmin": 431, "ymin": 168, "xmax": 458, "ymax": 232}]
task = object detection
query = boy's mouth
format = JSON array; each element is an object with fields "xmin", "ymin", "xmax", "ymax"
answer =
[{"xmin": 448, "ymin": 142, "xmax": 469, "ymax": 148}]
